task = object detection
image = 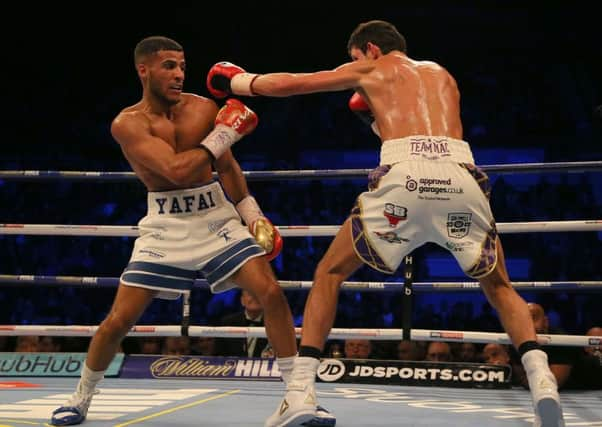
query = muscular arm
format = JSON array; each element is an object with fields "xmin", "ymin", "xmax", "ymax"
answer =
[
  {"xmin": 251, "ymin": 61, "xmax": 374, "ymax": 97},
  {"xmin": 214, "ymin": 149, "xmax": 249, "ymax": 204},
  {"xmin": 111, "ymin": 113, "xmax": 214, "ymax": 186}
]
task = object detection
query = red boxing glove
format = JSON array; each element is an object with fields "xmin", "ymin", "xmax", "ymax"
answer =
[
  {"xmin": 236, "ymin": 196, "xmax": 283, "ymax": 261},
  {"xmin": 349, "ymin": 92, "xmax": 380, "ymax": 136},
  {"xmin": 207, "ymin": 61, "xmax": 258, "ymax": 98},
  {"xmin": 215, "ymin": 99, "xmax": 258, "ymax": 136},
  {"xmin": 200, "ymin": 99, "xmax": 258, "ymax": 159},
  {"xmin": 349, "ymin": 92, "xmax": 374, "ymax": 126}
]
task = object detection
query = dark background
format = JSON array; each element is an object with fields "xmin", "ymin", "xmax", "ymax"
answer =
[
  {"xmin": 3, "ymin": 3, "xmax": 601, "ymax": 167},
  {"xmin": 1, "ymin": 4, "xmax": 601, "ymax": 336}
]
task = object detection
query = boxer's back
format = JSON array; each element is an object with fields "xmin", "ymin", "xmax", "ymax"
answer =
[{"xmin": 365, "ymin": 53, "xmax": 464, "ymax": 142}]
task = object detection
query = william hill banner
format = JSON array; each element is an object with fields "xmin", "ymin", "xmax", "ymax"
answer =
[
  {"xmin": 120, "ymin": 355, "xmax": 282, "ymax": 381},
  {"xmin": 316, "ymin": 358, "xmax": 511, "ymax": 389},
  {"xmin": 119, "ymin": 356, "xmax": 510, "ymax": 389},
  {"xmin": 0, "ymin": 353, "xmax": 123, "ymax": 377}
]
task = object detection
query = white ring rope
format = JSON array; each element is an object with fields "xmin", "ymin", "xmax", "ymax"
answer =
[
  {"xmin": 2, "ymin": 275, "xmax": 601, "ymax": 292},
  {"xmin": 1, "ymin": 220, "xmax": 601, "ymax": 237},
  {"xmin": 0, "ymin": 325, "xmax": 599, "ymax": 347}
]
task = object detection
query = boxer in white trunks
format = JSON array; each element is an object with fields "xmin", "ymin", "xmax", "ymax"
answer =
[
  {"xmin": 207, "ymin": 20, "xmax": 565, "ymax": 427},
  {"xmin": 50, "ymin": 36, "xmax": 303, "ymax": 426}
]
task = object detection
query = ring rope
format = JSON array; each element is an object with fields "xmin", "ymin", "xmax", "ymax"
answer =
[
  {"xmin": 1, "ymin": 275, "xmax": 601, "ymax": 292},
  {"xmin": 1, "ymin": 220, "xmax": 601, "ymax": 238},
  {"xmin": 0, "ymin": 160, "xmax": 601, "ymax": 181},
  {"xmin": 0, "ymin": 325, "xmax": 598, "ymax": 347},
  {"xmin": 3, "ymin": 164, "xmax": 600, "ymax": 351}
]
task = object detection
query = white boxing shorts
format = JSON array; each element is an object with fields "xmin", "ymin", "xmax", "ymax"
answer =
[
  {"xmin": 120, "ymin": 181, "xmax": 265, "ymax": 299},
  {"xmin": 351, "ymin": 136, "xmax": 497, "ymax": 278}
]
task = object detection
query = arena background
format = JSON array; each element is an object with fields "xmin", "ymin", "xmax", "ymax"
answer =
[{"xmin": 1, "ymin": 3, "xmax": 601, "ymax": 340}]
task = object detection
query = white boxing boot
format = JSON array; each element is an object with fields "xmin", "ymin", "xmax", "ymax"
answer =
[{"xmin": 522, "ymin": 350, "xmax": 565, "ymax": 427}]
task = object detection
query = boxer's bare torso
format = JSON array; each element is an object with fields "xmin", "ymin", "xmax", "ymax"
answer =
[{"xmin": 113, "ymin": 93, "xmax": 217, "ymax": 191}]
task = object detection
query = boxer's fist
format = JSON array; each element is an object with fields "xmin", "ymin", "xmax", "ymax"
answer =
[
  {"xmin": 215, "ymin": 99, "xmax": 258, "ymax": 137},
  {"xmin": 236, "ymin": 196, "xmax": 283, "ymax": 262},
  {"xmin": 349, "ymin": 92, "xmax": 380, "ymax": 136},
  {"xmin": 349, "ymin": 92, "xmax": 374, "ymax": 126},
  {"xmin": 200, "ymin": 99, "xmax": 258, "ymax": 159},
  {"xmin": 250, "ymin": 217, "xmax": 283, "ymax": 261},
  {"xmin": 207, "ymin": 62, "xmax": 258, "ymax": 98}
]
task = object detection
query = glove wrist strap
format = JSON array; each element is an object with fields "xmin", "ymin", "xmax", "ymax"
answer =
[
  {"xmin": 231, "ymin": 73, "xmax": 259, "ymax": 96},
  {"xmin": 200, "ymin": 124, "xmax": 239, "ymax": 159},
  {"xmin": 236, "ymin": 195, "xmax": 264, "ymax": 225}
]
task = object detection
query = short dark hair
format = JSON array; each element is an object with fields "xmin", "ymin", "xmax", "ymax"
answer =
[
  {"xmin": 347, "ymin": 20, "xmax": 407, "ymax": 55},
  {"xmin": 134, "ymin": 36, "xmax": 183, "ymax": 65}
]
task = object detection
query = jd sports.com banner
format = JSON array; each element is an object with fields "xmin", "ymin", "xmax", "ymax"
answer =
[{"xmin": 317, "ymin": 358, "xmax": 511, "ymax": 389}]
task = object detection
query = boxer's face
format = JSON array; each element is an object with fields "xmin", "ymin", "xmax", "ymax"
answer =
[{"xmin": 145, "ymin": 50, "xmax": 185, "ymax": 105}]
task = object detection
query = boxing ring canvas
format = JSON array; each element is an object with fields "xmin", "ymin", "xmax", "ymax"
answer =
[{"xmin": 1, "ymin": 378, "xmax": 601, "ymax": 426}]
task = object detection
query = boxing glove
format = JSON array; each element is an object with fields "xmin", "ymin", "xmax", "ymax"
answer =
[
  {"xmin": 207, "ymin": 62, "xmax": 258, "ymax": 98},
  {"xmin": 349, "ymin": 92, "xmax": 380, "ymax": 136},
  {"xmin": 200, "ymin": 99, "xmax": 258, "ymax": 159},
  {"xmin": 236, "ymin": 196, "xmax": 283, "ymax": 261},
  {"xmin": 215, "ymin": 98, "xmax": 258, "ymax": 135}
]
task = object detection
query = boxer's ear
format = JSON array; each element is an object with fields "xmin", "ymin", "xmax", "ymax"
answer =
[
  {"xmin": 137, "ymin": 63, "xmax": 148, "ymax": 79},
  {"xmin": 366, "ymin": 42, "xmax": 382, "ymax": 59}
]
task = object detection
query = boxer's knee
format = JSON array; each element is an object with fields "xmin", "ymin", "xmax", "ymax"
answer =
[
  {"xmin": 314, "ymin": 259, "xmax": 331, "ymax": 282},
  {"xmin": 314, "ymin": 259, "xmax": 346, "ymax": 289},
  {"xmin": 98, "ymin": 311, "xmax": 137, "ymax": 341},
  {"xmin": 258, "ymin": 281, "xmax": 287, "ymax": 310}
]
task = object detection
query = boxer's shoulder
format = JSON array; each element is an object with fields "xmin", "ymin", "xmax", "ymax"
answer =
[
  {"xmin": 180, "ymin": 93, "xmax": 219, "ymax": 116},
  {"xmin": 111, "ymin": 107, "xmax": 150, "ymax": 134}
]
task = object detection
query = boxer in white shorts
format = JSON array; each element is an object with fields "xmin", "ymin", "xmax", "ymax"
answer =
[
  {"xmin": 50, "ymin": 36, "xmax": 309, "ymax": 427},
  {"xmin": 122, "ymin": 181, "xmax": 265, "ymax": 299},
  {"xmin": 352, "ymin": 136, "xmax": 497, "ymax": 279},
  {"xmin": 208, "ymin": 19, "xmax": 564, "ymax": 427}
]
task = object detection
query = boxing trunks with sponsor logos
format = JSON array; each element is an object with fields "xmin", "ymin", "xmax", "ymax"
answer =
[{"xmin": 351, "ymin": 135, "xmax": 496, "ymax": 278}]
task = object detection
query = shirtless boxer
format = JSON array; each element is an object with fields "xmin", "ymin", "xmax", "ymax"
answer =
[
  {"xmin": 49, "ymin": 35, "xmax": 297, "ymax": 426},
  {"xmin": 207, "ymin": 20, "xmax": 565, "ymax": 427}
]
